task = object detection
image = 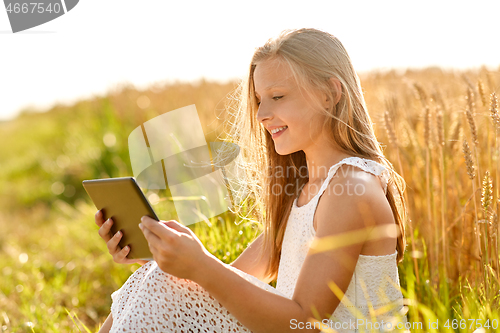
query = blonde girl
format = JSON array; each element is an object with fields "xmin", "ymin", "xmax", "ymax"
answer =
[{"xmin": 95, "ymin": 28, "xmax": 409, "ymax": 333}]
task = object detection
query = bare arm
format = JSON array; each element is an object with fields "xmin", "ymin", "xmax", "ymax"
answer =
[
  {"xmin": 229, "ymin": 232, "xmax": 276, "ymax": 284},
  {"xmin": 97, "ymin": 313, "xmax": 113, "ymax": 333},
  {"xmin": 198, "ymin": 255, "xmax": 309, "ymax": 332},
  {"xmin": 192, "ymin": 171, "xmax": 391, "ymax": 333}
]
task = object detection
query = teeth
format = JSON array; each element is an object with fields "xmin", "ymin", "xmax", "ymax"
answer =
[{"xmin": 271, "ymin": 126, "xmax": 288, "ymax": 134}]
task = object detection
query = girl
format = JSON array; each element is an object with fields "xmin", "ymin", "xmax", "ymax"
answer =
[{"xmin": 95, "ymin": 28, "xmax": 409, "ymax": 333}]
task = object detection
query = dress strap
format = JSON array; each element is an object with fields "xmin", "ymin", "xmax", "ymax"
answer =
[{"xmin": 315, "ymin": 156, "xmax": 390, "ymax": 198}]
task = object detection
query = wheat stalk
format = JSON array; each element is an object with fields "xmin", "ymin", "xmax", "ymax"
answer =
[
  {"xmin": 466, "ymin": 87, "xmax": 479, "ymax": 145},
  {"xmin": 463, "ymin": 138, "xmax": 484, "ymax": 284},
  {"xmin": 491, "ymin": 93, "xmax": 500, "ymax": 134},
  {"xmin": 434, "ymin": 101, "xmax": 448, "ymax": 274},
  {"xmin": 465, "ymin": 87, "xmax": 482, "ymax": 224},
  {"xmin": 490, "ymin": 92, "xmax": 500, "ymax": 281},
  {"xmin": 414, "ymin": 83, "xmax": 439, "ymax": 285},
  {"xmin": 432, "ymin": 89, "xmax": 446, "ymax": 112},
  {"xmin": 463, "ymin": 74, "xmax": 476, "ymax": 93},
  {"xmin": 436, "ymin": 105, "xmax": 445, "ymax": 147},
  {"xmin": 463, "ymin": 139, "xmax": 476, "ymax": 180},
  {"xmin": 384, "ymin": 95, "xmax": 421, "ymax": 284},
  {"xmin": 413, "ymin": 82, "xmax": 427, "ymax": 108},
  {"xmin": 384, "ymin": 95, "xmax": 422, "ymax": 284},
  {"xmin": 384, "ymin": 110, "xmax": 397, "ymax": 147},
  {"xmin": 487, "ymin": 72, "xmax": 496, "ymax": 93},
  {"xmin": 495, "ymin": 199, "xmax": 500, "ymax": 283},
  {"xmin": 481, "ymin": 171, "xmax": 493, "ymax": 212},
  {"xmin": 383, "ymin": 96, "xmax": 399, "ymax": 147},
  {"xmin": 448, "ymin": 115, "xmax": 462, "ymax": 152},
  {"xmin": 424, "ymin": 105, "xmax": 432, "ymax": 148},
  {"xmin": 478, "ymin": 80, "xmax": 487, "ymax": 107},
  {"xmin": 481, "ymin": 171, "xmax": 493, "ymax": 293}
]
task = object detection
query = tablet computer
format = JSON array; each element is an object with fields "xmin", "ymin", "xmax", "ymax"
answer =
[{"xmin": 82, "ymin": 177, "xmax": 159, "ymax": 260}]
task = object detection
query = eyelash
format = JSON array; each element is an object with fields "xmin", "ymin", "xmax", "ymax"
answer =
[{"xmin": 256, "ymin": 96, "xmax": 283, "ymax": 106}]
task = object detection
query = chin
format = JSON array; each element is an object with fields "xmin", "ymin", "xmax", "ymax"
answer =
[{"xmin": 274, "ymin": 146, "xmax": 298, "ymax": 156}]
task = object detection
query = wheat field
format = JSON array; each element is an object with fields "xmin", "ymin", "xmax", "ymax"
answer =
[{"xmin": 0, "ymin": 67, "xmax": 499, "ymax": 332}]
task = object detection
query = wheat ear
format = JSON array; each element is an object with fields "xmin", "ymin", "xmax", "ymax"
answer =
[
  {"xmin": 490, "ymin": 93, "xmax": 500, "ymax": 133},
  {"xmin": 463, "ymin": 139, "xmax": 476, "ymax": 180},
  {"xmin": 436, "ymin": 104, "xmax": 445, "ymax": 147},
  {"xmin": 413, "ymin": 82, "xmax": 427, "ymax": 108},
  {"xmin": 478, "ymin": 80, "xmax": 487, "ymax": 107},
  {"xmin": 482, "ymin": 171, "xmax": 493, "ymax": 213},
  {"xmin": 466, "ymin": 87, "xmax": 479, "ymax": 145},
  {"xmin": 448, "ymin": 115, "xmax": 462, "ymax": 152},
  {"xmin": 424, "ymin": 105, "xmax": 431, "ymax": 148}
]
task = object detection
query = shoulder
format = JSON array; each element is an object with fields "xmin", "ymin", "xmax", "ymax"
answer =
[
  {"xmin": 314, "ymin": 163, "xmax": 394, "ymax": 240},
  {"xmin": 332, "ymin": 163, "xmax": 388, "ymax": 203}
]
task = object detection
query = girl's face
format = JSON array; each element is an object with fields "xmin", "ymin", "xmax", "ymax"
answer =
[{"xmin": 254, "ymin": 58, "xmax": 330, "ymax": 156}]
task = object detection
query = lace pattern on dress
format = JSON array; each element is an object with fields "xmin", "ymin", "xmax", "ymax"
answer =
[
  {"xmin": 329, "ymin": 156, "xmax": 391, "ymax": 195},
  {"xmin": 109, "ymin": 261, "xmax": 287, "ymax": 332}
]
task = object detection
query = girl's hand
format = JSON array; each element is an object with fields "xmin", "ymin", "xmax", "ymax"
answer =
[
  {"xmin": 95, "ymin": 210, "xmax": 148, "ymax": 265},
  {"xmin": 139, "ymin": 216, "xmax": 214, "ymax": 281}
]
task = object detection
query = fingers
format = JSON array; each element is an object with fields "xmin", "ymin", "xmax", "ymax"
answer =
[
  {"xmin": 107, "ymin": 231, "xmax": 137, "ymax": 264},
  {"xmin": 113, "ymin": 244, "xmax": 139, "ymax": 264},
  {"xmin": 98, "ymin": 218, "xmax": 114, "ymax": 242},
  {"xmin": 140, "ymin": 223, "xmax": 163, "ymax": 249},
  {"xmin": 106, "ymin": 230, "xmax": 122, "ymax": 253},
  {"xmin": 141, "ymin": 216, "xmax": 180, "ymax": 239},
  {"xmin": 113, "ymin": 244, "xmax": 131, "ymax": 263},
  {"xmin": 160, "ymin": 220, "xmax": 190, "ymax": 234},
  {"xmin": 95, "ymin": 209, "xmax": 105, "ymax": 227},
  {"xmin": 95, "ymin": 210, "xmax": 144, "ymax": 265}
]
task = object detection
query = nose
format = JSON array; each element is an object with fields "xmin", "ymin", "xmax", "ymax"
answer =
[{"xmin": 256, "ymin": 102, "xmax": 273, "ymax": 124}]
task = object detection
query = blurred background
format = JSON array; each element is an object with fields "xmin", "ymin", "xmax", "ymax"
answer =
[{"xmin": 1, "ymin": 1, "xmax": 500, "ymax": 332}]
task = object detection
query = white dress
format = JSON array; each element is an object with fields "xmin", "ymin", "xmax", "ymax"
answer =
[{"xmin": 109, "ymin": 156, "xmax": 408, "ymax": 333}]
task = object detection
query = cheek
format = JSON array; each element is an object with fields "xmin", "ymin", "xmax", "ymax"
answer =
[
  {"xmin": 306, "ymin": 115, "xmax": 330, "ymax": 142},
  {"xmin": 290, "ymin": 119, "xmax": 320, "ymax": 144},
  {"xmin": 313, "ymin": 118, "xmax": 326, "ymax": 133},
  {"xmin": 307, "ymin": 112, "xmax": 326, "ymax": 130},
  {"xmin": 285, "ymin": 101, "xmax": 325, "ymax": 139}
]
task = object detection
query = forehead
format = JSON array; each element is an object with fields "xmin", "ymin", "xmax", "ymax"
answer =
[{"xmin": 253, "ymin": 58, "xmax": 296, "ymax": 94}]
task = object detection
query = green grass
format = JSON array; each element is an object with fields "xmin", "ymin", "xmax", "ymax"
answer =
[{"xmin": 0, "ymin": 197, "xmax": 260, "ymax": 332}]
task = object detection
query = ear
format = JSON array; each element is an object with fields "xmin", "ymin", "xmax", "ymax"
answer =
[{"xmin": 325, "ymin": 77, "xmax": 342, "ymax": 107}]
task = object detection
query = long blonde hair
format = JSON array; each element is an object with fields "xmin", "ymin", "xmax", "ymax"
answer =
[{"xmin": 223, "ymin": 28, "xmax": 407, "ymax": 281}]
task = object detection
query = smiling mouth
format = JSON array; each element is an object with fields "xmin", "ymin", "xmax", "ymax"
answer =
[{"xmin": 270, "ymin": 126, "xmax": 288, "ymax": 135}]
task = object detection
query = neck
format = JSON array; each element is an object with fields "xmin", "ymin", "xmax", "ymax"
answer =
[{"xmin": 303, "ymin": 142, "xmax": 352, "ymax": 184}]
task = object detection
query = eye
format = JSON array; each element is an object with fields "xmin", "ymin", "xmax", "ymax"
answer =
[{"xmin": 272, "ymin": 96, "xmax": 283, "ymax": 101}]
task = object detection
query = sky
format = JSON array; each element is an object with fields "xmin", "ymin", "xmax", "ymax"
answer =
[{"xmin": 1, "ymin": 0, "xmax": 499, "ymax": 121}]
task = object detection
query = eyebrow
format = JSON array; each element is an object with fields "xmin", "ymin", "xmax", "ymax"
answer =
[{"xmin": 254, "ymin": 83, "xmax": 286, "ymax": 96}]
